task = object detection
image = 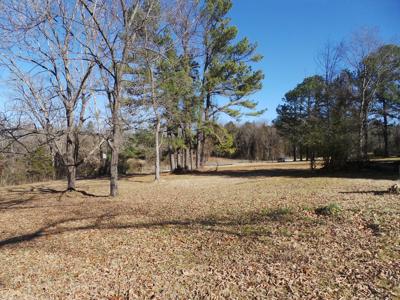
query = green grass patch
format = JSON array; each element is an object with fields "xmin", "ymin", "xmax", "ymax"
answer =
[
  {"xmin": 315, "ymin": 203, "xmax": 342, "ymax": 216},
  {"xmin": 260, "ymin": 207, "xmax": 293, "ymax": 220}
]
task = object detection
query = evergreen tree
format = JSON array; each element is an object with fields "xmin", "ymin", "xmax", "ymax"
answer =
[{"xmin": 197, "ymin": 0, "xmax": 265, "ymax": 166}]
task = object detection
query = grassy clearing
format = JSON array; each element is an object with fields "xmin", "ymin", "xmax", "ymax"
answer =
[{"xmin": 0, "ymin": 162, "xmax": 399, "ymax": 299}]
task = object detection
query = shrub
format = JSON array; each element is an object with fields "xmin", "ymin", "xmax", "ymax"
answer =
[
  {"xmin": 388, "ymin": 184, "xmax": 399, "ymax": 194},
  {"xmin": 315, "ymin": 203, "xmax": 342, "ymax": 216},
  {"xmin": 26, "ymin": 146, "xmax": 54, "ymax": 181}
]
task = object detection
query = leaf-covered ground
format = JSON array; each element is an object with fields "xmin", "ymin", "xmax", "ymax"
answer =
[{"xmin": 0, "ymin": 162, "xmax": 399, "ymax": 299}]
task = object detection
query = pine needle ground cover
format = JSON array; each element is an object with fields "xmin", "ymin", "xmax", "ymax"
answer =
[{"xmin": 0, "ymin": 162, "xmax": 399, "ymax": 299}]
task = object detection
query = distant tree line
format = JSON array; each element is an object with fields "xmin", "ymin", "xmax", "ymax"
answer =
[
  {"xmin": 275, "ymin": 31, "xmax": 400, "ymax": 169},
  {"xmin": 218, "ymin": 122, "xmax": 283, "ymax": 161}
]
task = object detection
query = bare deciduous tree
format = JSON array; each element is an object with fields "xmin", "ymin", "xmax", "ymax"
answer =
[
  {"xmin": 78, "ymin": 0, "xmax": 155, "ymax": 196},
  {"xmin": 0, "ymin": 0, "xmax": 96, "ymax": 190}
]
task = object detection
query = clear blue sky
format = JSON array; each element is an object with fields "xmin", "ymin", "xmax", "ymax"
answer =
[
  {"xmin": 1, "ymin": 0, "xmax": 399, "ymax": 123},
  {"xmin": 228, "ymin": 0, "xmax": 400, "ymax": 123}
]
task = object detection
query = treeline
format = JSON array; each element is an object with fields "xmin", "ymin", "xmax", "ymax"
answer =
[
  {"xmin": 119, "ymin": 122, "xmax": 283, "ymax": 168},
  {"xmin": 221, "ymin": 122, "xmax": 283, "ymax": 161},
  {"xmin": 0, "ymin": 0, "xmax": 264, "ymax": 194},
  {"xmin": 275, "ymin": 34, "xmax": 400, "ymax": 169}
]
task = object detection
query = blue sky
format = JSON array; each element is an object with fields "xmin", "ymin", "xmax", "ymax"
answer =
[
  {"xmin": 228, "ymin": 0, "xmax": 400, "ymax": 123},
  {"xmin": 1, "ymin": 0, "xmax": 399, "ymax": 124}
]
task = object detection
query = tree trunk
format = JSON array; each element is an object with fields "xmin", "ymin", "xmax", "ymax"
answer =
[
  {"xmin": 110, "ymin": 112, "xmax": 120, "ymax": 197},
  {"xmin": 359, "ymin": 99, "xmax": 369, "ymax": 161},
  {"xmin": 183, "ymin": 148, "xmax": 187, "ymax": 170},
  {"xmin": 196, "ymin": 131, "xmax": 202, "ymax": 169},
  {"xmin": 180, "ymin": 151, "xmax": 184, "ymax": 167},
  {"xmin": 293, "ymin": 145, "xmax": 297, "ymax": 162},
  {"xmin": 185, "ymin": 147, "xmax": 190, "ymax": 170},
  {"xmin": 299, "ymin": 146, "xmax": 303, "ymax": 161},
  {"xmin": 382, "ymin": 99, "xmax": 389, "ymax": 157},
  {"xmin": 155, "ymin": 120, "xmax": 161, "ymax": 181},
  {"xmin": 67, "ymin": 163, "xmax": 76, "ymax": 191},
  {"xmin": 189, "ymin": 148, "xmax": 193, "ymax": 170},
  {"xmin": 66, "ymin": 112, "xmax": 76, "ymax": 191},
  {"xmin": 168, "ymin": 142, "xmax": 175, "ymax": 172},
  {"xmin": 110, "ymin": 144, "xmax": 119, "ymax": 197},
  {"xmin": 310, "ymin": 151, "xmax": 316, "ymax": 170},
  {"xmin": 200, "ymin": 134, "xmax": 206, "ymax": 167},
  {"xmin": 200, "ymin": 93, "xmax": 211, "ymax": 167}
]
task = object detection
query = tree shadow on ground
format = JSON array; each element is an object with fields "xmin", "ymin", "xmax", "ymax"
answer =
[
  {"xmin": 339, "ymin": 190, "xmax": 393, "ymax": 196},
  {"xmin": 4, "ymin": 187, "xmax": 108, "ymax": 201},
  {"xmin": 0, "ymin": 208, "xmax": 302, "ymax": 248},
  {"xmin": 0, "ymin": 195, "xmax": 38, "ymax": 210},
  {"xmin": 184, "ymin": 165, "xmax": 399, "ymax": 181},
  {"xmin": 0, "ymin": 187, "xmax": 109, "ymax": 212}
]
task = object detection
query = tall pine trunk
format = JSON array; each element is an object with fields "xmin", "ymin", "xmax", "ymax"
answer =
[
  {"xmin": 196, "ymin": 131, "xmax": 202, "ymax": 169},
  {"xmin": 359, "ymin": 97, "xmax": 369, "ymax": 161},
  {"xmin": 299, "ymin": 146, "xmax": 303, "ymax": 161},
  {"xmin": 168, "ymin": 140, "xmax": 175, "ymax": 172},
  {"xmin": 293, "ymin": 145, "xmax": 297, "ymax": 162},
  {"xmin": 185, "ymin": 148, "xmax": 190, "ymax": 170},
  {"xmin": 382, "ymin": 99, "xmax": 389, "ymax": 157},
  {"xmin": 189, "ymin": 148, "xmax": 193, "ymax": 170},
  {"xmin": 200, "ymin": 134, "xmax": 206, "ymax": 167},
  {"xmin": 200, "ymin": 93, "xmax": 211, "ymax": 167}
]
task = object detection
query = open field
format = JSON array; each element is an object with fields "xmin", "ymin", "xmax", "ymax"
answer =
[{"xmin": 0, "ymin": 162, "xmax": 399, "ymax": 299}]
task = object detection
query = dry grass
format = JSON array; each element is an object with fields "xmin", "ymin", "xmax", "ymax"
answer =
[{"xmin": 0, "ymin": 162, "xmax": 399, "ymax": 299}]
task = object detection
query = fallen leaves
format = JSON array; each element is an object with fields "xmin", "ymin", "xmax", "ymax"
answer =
[{"xmin": 0, "ymin": 162, "xmax": 399, "ymax": 299}]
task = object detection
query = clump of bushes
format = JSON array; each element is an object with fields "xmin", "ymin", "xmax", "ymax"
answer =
[
  {"xmin": 0, "ymin": 147, "xmax": 54, "ymax": 185},
  {"xmin": 27, "ymin": 146, "xmax": 54, "ymax": 181},
  {"xmin": 315, "ymin": 203, "xmax": 342, "ymax": 216},
  {"xmin": 388, "ymin": 184, "xmax": 399, "ymax": 194}
]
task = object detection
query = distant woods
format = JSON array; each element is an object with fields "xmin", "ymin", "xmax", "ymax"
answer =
[{"xmin": 275, "ymin": 32, "xmax": 400, "ymax": 169}]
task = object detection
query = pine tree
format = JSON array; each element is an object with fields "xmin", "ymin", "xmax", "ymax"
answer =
[{"xmin": 197, "ymin": 0, "xmax": 265, "ymax": 167}]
